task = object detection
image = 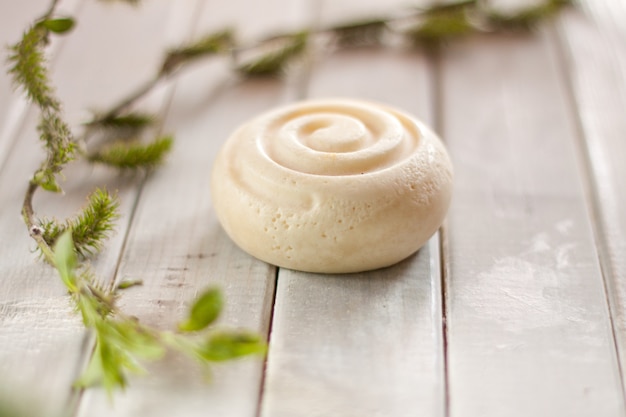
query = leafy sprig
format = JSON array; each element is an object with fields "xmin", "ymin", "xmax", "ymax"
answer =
[
  {"xmin": 8, "ymin": 24, "xmax": 59, "ymax": 110},
  {"xmin": 91, "ymin": 0, "xmax": 573, "ymax": 115},
  {"xmin": 38, "ymin": 188, "xmax": 119, "ymax": 258},
  {"xmin": 54, "ymin": 232, "xmax": 265, "ymax": 395},
  {"xmin": 237, "ymin": 31, "xmax": 309, "ymax": 76},
  {"xmin": 161, "ymin": 30, "xmax": 234, "ymax": 75},
  {"xmin": 89, "ymin": 136, "xmax": 173, "ymax": 169}
]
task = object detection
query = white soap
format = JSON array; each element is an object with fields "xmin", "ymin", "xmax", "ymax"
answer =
[{"xmin": 211, "ymin": 99, "xmax": 453, "ymax": 273}]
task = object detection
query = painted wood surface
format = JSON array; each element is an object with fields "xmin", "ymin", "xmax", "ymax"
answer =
[
  {"xmin": 1, "ymin": 1, "xmax": 626, "ymax": 416},
  {"xmin": 0, "ymin": 0, "xmax": 193, "ymax": 415},
  {"xmin": 441, "ymin": 28, "xmax": 624, "ymax": 417},
  {"xmin": 558, "ymin": 0, "xmax": 626, "ymax": 386}
]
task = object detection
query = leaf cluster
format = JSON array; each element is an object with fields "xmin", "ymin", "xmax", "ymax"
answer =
[
  {"xmin": 8, "ymin": 16, "xmax": 79, "ymax": 193},
  {"xmin": 87, "ymin": 111, "xmax": 155, "ymax": 136},
  {"xmin": 53, "ymin": 233, "xmax": 265, "ymax": 394},
  {"xmin": 39, "ymin": 188, "xmax": 120, "ymax": 258},
  {"xmin": 89, "ymin": 135, "xmax": 173, "ymax": 170},
  {"xmin": 407, "ymin": 0, "xmax": 574, "ymax": 46},
  {"xmin": 10, "ymin": 10, "xmax": 173, "ymax": 261},
  {"xmin": 203, "ymin": 0, "xmax": 570, "ymax": 76}
]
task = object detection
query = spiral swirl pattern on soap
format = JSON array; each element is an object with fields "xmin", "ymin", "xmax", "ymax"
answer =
[
  {"xmin": 258, "ymin": 101, "xmax": 421, "ymax": 176},
  {"xmin": 211, "ymin": 99, "xmax": 453, "ymax": 273}
]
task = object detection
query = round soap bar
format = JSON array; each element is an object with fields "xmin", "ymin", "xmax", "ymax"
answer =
[{"xmin": 211, "ymin": 98, "xmax": 453, "ymax": 273}]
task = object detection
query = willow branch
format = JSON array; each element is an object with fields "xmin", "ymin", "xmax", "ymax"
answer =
[
  {"xmin": 21, "ymin": 181, "xmax": 55, "ymax": 263},
  {"xmin": 93, "ymin": 75, "xmax": 162, "ymax": 124}
]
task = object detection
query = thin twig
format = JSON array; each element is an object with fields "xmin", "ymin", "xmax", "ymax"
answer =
[
  {"xmin": 95, "ymin": 75, "xmax": 162, "ymax": 123},
  {"xmin": 21, "ymin": 181, "xmax": 55, "ymax": 263}
]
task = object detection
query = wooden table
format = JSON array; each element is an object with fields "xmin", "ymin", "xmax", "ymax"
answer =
[{"xmin": 1, "ymin": 0, "xmax": 625, "ymax": 416}]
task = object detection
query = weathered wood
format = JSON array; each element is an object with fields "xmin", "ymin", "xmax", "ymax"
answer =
[
  {"xmin": 441, "ymin": 27, "xmax": 625, "ymax": 417},
  {"xmin": 3, "ymin": 0, "xmax": 626, "ymax": 416},
  {"xmin": 558, "ymin": 0, "xmax": 626, "ymax": 391},
  {"xmin": 76, "ymin": 0, "xmax": 311, "ymax": 416},
  {"xmin": 260, "ymin": 22, "xmax": 445, "ymax": 417},
  {"xmin": 0, "ymin": 0, "xmax": 189, "ymax": 415}
]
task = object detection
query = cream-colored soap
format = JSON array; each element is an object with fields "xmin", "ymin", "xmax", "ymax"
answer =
[{"xmin": 211, "ymin": 99, "xmax": 453, "ymax": 273}]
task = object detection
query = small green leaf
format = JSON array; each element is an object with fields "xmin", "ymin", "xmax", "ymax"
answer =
[
  {"xmin": 200, "ymin": 331, "xmax": 266, "ymax": 361},
  {"xmin": 89, "ymin": 136, "xmax": 173, "ymax": 169},
  {"xmin": 179, "ymin": 288, "xmax": 223, "ymax": 332},
  {"xmin": 238, "ymin": 31, "xmax": 308, "ymax": 77},
  {"xmin": 40, "ymin": 188, "xmax": 120, "ymax": 258},
  {"xmin": 53, "ymin": 230, "xmax": 77, "ymax": 291},
  {"xmin": 33, "ymin": 170, "xmax": 62, "ymax": 193},
  {"xmin": 87, "ymin": 112, "xmax": 155, "ymax": 132},
  {"xmin": 116, "ymin": 279, "xmax": 143, "ymax": 290},
  {"xmin": 40, "ymin": 17, "xmax": 75, "ymax": 34},
  {"xmin": 162, "ymin": 30, "xmax": 233, "ymax": 74}
]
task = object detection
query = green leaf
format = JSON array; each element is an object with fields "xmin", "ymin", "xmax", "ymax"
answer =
[
  {"xmin": 238, "ymin": 31, "xmax": 308, "ymax": 77},
  {"xmin": 40, "ymin": 188, "xmax": 120, "ymax": 258},
  {"xmin": 53, "ymin": 230, "xmax": 77, "ymax": 291},
  {"xmin": 116, "ymin": 279, "xmax": 143, "ymax": 290},
  {"xmin": 409, "ymin": 2, "xmax": 475, "ymax": 45},
  {"xmin": 89, "ymin": 136, "xmax": 173, "ymax": 169},
  {"xmin": 33, "ymin": 170, "xmax": 62, "ymax": 192},
  {"xmin": 87, "ymin": 112, "xmax": 155, "ymax": 132},
  {"xmin": 75, "ymin": 319, "xmax": 165, "ymax": 394},
  {"xmin": 162, "ymin": 30, "xmax": 233, "ymax": 74},
  {"xmin": 8, "ymin": 25, "xmax": 59, "ymax": 110},
  {"xmin": 40, "ymin": 17, "xmax": 75, "ymax": 34},
  {"xmin": 200, "ymin": 331, "xmax": 266, "ymax": 361},
  {"xmin": 179, "ymin": 288, "xmax": 223, "ymax": 332}
]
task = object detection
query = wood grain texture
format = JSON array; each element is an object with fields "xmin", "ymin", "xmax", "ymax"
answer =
[
  {"xmin": 558, "ymin": 0, "xmax": 626, "ymax": 388},
  {"xmin": 441, "ymin": 28, "xmax": 625, "ymax": 417},
  {"xmin": 75, "ymin": 0, "xmax": 311, "ymax": 415},
  {"xmin": 260, "ymin": 2, "xmax": 446, "ymax": 413},
  {"xmin": 0, "ymin": 0, "xmax": 188, "ymax": 415}
]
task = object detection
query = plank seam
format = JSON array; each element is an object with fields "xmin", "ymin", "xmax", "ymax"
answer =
[
  {"xmin": 432, "ymin": 47, "xmax": 451, "ymax": 417},
  {"xmin": 255, "ymin": 266, "xmax": 280, "ymax": 417},
  {"xmin": 550, "ymin": 16, "xmax": 626, "ymax": 409},
  {"xmin": 69, "ymin": 0, "xmax": 207, "ymax": 414}
]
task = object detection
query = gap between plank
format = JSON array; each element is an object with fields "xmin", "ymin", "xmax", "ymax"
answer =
[
  {"xmin": 256, "ymin": 0, "xmax": 321, "ymax": 414},
  {"xmin": 255, "ymin": 266, "xmax": 280, "ymax": 417},
  {"xmin": 68, "ymin": 1, "xmax": 207, "ymax": 415},
  {"xmin": 549, "ymin": 20, "xmax": 626, "ymax": 408},
  {"xmin": 431, "ymin": 45, "xmax": 451, "ymax": 417}
]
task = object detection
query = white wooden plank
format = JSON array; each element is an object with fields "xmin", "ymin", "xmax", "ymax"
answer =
[
  {"xmin": 75, "ymin": 0, "xmax": 311, "ymax": 415},
  {"xmin": 441, "ymin": 30, "xmax": 625, "ymax": 417},
  {"xmin": 261, "ymin": 30, "xmax": 445, "ymax": 417},
  {"xmin": 558, "ymin": 0, "xmax": 626, "ymax": 390},
  {"xmin": 0, "ymin": 0, "xmax": 188, "ymax": 414}
]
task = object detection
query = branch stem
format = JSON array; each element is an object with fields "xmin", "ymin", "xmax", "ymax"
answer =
[
  {"xmin": 22, "ymin": 181, "xmax": 55, "ymax": 263},
  {"xmin": 95, "ymin": 74, "xmax": 163, "ymax": 123}
]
